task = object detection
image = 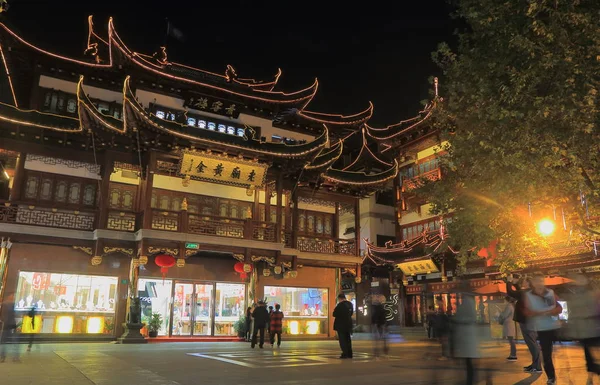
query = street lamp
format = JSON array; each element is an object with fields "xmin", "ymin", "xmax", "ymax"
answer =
[{"xmin": 538, "ymin": 219, "xmax": 556, "ymax": 236}]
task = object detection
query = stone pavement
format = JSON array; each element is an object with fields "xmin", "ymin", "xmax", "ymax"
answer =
[{"xmin": 0, "ymin": 339, "xmax": 595, "ymax": 385}]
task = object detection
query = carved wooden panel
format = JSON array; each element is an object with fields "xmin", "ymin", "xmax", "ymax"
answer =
[{"xmin": 16, "ymin": 206, "xmax": 95, "ymax": 230}]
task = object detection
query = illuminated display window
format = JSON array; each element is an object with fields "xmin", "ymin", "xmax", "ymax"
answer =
[
  {"xmin": 198, "ymin": 120, "xmax": 207, "ymax": 129},
  {"xmin": 187, "ymin": 117, "xmax": 197, "ymax": 126},
  {"xmin": 14, "ymin": 272, "xmax": 118, "ymax": 335},
  {"xmin": 207, "ymin": 122, "xmax": 216, "ymax": 131},
  {"xmin": 217, "ymin": 124, "xmax": 226, "ymax": 133},
  {"xmin": 264, "ymin": 286, "xmax": 328, "ymax": 335},
  {"xmin": 156, "ymin": 111, "xmax": 165, "ymax": 119},
  {"xmin": 227, "ymin": 126, "xmax": 235, "ymax": 135},
  {"xmin": 237, "ymin": 128, "xmax": 245, "ymax": 137}
]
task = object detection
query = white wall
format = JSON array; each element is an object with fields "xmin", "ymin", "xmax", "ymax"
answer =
[
  {"xmin": 39, "ymin": 75, "xmax": 122, "ymax": 103},
  {"xmin": 24, "ymin": 156, "xmax": 101, "ymax": 180},
  {"xmin": 358, "ymin": 195, "xmax": 396, "ymax": 250},
  {"xmin": 110, "ymin": 170, "xmax": 140, "ymax": 186}
]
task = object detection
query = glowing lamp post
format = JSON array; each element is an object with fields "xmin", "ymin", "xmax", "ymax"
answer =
[{"xmin": 538, "ymin": 219, "xmax": 556, "ymax": 236}]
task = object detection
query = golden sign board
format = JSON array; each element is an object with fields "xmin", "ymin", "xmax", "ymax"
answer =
[
  {"xmin": 179, "ymin": 151, "xmax": 268, "ymax": 188},
  {"xmin": 396, "ymin": 258, "xmax": 439, "ymax": 276}
]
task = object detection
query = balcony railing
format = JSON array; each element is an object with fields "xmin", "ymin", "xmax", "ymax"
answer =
[
  {"xmin": 0, "ymin": 201, "xmax": 96, "ymax": 231},
  {"xmin": 0, "ymin": 201, "xmax": 354, "ymax": 255},
  {"xmin": 402, "ymin": 168, "xmax": 442, "ymax": 191}
]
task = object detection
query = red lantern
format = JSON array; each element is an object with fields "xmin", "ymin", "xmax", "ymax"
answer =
[
  {"xmin": 240, "ymin": 272, "xmax": 248, "ymax": 280},
  {"xmin": 234, "ymin": 262, "xmax": 244, "ymax": 273},
  {"xmin": 155, "ymin": 254, "xmax": 176, "ymax": 278}
]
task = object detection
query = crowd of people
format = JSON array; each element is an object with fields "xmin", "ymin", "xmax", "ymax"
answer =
[
  {"xmin": 422, "ymin": 271, "xmax": 600, "ymax": 385},
  {"xmin": 244, "ymin": 301, "xmax": 284, "ymax": 349}
]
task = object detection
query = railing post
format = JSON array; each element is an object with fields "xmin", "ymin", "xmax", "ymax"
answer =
[
  {"xmin": 9, "ymin": 152, "xmax": 26, "ymax": 202},
  {"xmin": 180, "ymin": 210, "xmax": 188, "ymax": 233},
  {"xmin": 97, "ymin": 153, "xmax": 114, "ymax": 230},
  {"xmin": 354, "ymin": 197, "xmax": 360, "ymax": 256},
  {"xmin": 275, "ymin": 222, "xmax": 282, "ymax": 243},
  {"xmin": 291, "ymin": 190, "xmax": 299, "ymax": 249},
  {"xmin": 141, "ymin": 151, "xmax": 157, "ymax": 229},
  {"xmin": 243, "ymin": 219, "xmax": 253, "ymax": 240}
]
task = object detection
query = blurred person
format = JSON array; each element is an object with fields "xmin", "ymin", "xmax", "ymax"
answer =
[
  {"xmin": 244, "ymin": 306, "xmax": 253, "ymax": 342},
  {"xmin": 451, "ymin": 283, "xmax": 481, "ymax": 385},
  {"xmin": 564, "ymin": 272, "xmax": 600, "ymax": 385},
  {"xmin": 426, "ymin": 306, "xmax": 436, "ymax": 339},
  {"xmin": 251, "ymin": 301, "xmax": 269, "ymax": 349},
  {"xmin": 435, "ymin": 296, "xmax": 450, "ymax": 360},
  {"xmin": 269, "ymin": 304, "xmax": 284, "ymax": 348},
  {"xmin": 371, "ymin": 295, "xmax": 388, "ymax": 358},
  {"xmin": 267, "ymin": 305, "xmax": 274, "ymax": 342},
  {"xmin": 499, "ymin": 296, "xmax": 517, "ymax": 361},
  {"xmin": 333, "ymin": 293, "xmax": 354, "ymax": 359},
  {"xmin": 524, "ymin": 272, "xmax": 562, "ymax": 385},
  {"xmin": 0, "ymin": 294, "xmax": 19, "ymax": 363},
  {"xmin": 507, "ymin": 274, "xmax": 541, "ymax": 373}
]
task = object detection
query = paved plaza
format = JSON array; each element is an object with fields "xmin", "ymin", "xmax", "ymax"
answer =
[{"xmin": 0, "ymin": 339, "xmax": 594, "ymax": 384}]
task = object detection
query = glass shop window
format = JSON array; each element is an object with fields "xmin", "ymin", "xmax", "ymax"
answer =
[
  {"xmin": 14, "ymin": 272, "xmax": 118, "ymax": 334},
  {"xmin": 263, "ymin": 286, "xmax": 329, "ymax": 335}
]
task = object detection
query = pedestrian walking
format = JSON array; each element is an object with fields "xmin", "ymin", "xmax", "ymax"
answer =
[
  {"xmin": 244, "ymin": 306, "xmax": 253, "ymax": 342},
  {"xmin": 0, "ymin": 294, "xmax": 19, "ymax": 363},
  {"xmin": 524, "ymin": 272, "xmax": 562, "ymax": 385},
  {"xmin": 371, "ymin": 295, "xmax": 388, "ymax": 358},
  {"xmin": 506, "ymin": 275, "xmax": 541, "ymax": 373},
  {"xmin": 499, "ymin": 297, "xmax": 517, "ymax": 361},
  {"xmin": 333, "ymin": 293, "xmax": 353, "ymax": 359},
  {"xmin": 563, "ymin": 272, "xmax": 600, "ymax": 385},
  {"xmin": 26, "ymin": 305, "xmax": 36, "ymax": 352},
  {"xmin": 435, "ymin": 297, "xmax": 450, "ymax": 360},
  {"xmin": 426, "ymin": 306, "xmax": 436, "ymax": 339},
  {"xmin": 267, "ymin": 305, "xmax": 273, "ymax": 343},
  {"xmin": 269, "ymin": 303, "xmax": 284, "ymax": 347},
  {"xmin": 251, "ymin": 301, "xmax": 269, "ymax": 349},
  {"xmin": 451, "ymin": 284, "xmax": 481, "ymax": 385}
]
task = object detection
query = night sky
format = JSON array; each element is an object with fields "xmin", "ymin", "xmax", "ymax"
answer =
[{"xmin": 5, "ymin": 0, "xmax": 457, "ymax": 125}]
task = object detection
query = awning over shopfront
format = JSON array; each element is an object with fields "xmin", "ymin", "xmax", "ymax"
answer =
[{"xmin": 396, "ymin": 257, "xmax": 439, "ymax": 276}]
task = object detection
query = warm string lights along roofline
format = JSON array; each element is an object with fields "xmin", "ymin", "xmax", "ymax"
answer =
[
  {"xmin": 342, "ymin": 127, "xmax": 393, "ymax": 171},
  {"xmin": 304, "ymin": 140, "xmax": 344, "ymax": 170},
  {"xmin": 122, "ymin": 77, "xmax": 328, "ymax": 157},
  {"xmin": 0, "ymin": 102, "xmax": 81, "ymax": 132},
  {"xmin": 0, "ymin": 43, "xmax": 17, "ymax": 107},
  {"xmin": 107, "ymin": 19, "xmax": 319, "ymax": 107},
  {"xmin": 297, "ymin": 101, "xmax": 374, "ymax": 125},
  {"xmin": 324, "ymin": 159, "xmax": 398, "ymax": 186}
]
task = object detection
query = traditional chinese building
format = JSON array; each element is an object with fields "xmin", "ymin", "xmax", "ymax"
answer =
[
  {"xmin": 361, "ymin": 79, "xmax": 600, "ymax": 330},
  {"xmin": 0, "ymin": 15, "xmax": 415, "ymax": 341}
]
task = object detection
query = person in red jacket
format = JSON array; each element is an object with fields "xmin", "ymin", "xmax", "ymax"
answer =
[{"xmin": 269, "ymin": 304, "xmax": 284, "ymax": 347}]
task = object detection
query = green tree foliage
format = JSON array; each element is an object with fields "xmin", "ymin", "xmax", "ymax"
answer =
[{"xmin": 421, "ymin": 0, "xmax": 599, "ymax": 271}]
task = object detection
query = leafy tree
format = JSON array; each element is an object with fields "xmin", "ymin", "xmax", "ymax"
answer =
[{"xmin": 421, "ymin": 0, "xmax": 599, "ymax": 272}]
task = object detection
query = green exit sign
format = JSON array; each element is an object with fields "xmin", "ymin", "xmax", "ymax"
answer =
[{"xmin": 185, "ymin": 243, "xmax": 200, "ymax": 250}]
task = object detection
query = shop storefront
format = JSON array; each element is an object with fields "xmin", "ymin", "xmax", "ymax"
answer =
[
  {"xmin": 137, "ymin": 278, "xmax": 246, "ymax": 337},
  {"xmin": 263, "ymin": 286, "xmax": 328, "ymax": 335},
  {"xmin": 2, "ymin": 244, "xmax": 130, "ymax": 339},
  {"xmin": 257, "ymin": 266, "xmax": 337, "ymax": 337},
  {"xmin": 14, "ymin": 271, "xmax": 118, "ymax": 335}
]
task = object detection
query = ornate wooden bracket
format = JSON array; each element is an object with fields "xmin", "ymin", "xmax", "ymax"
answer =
[
  {"xmin": 103, "ymin": 247, "xmax": 134, "ymax": 257},
  {"xmin": 148, "ymin": 246, "xmax": 179, "ymax": 256},
  {"xmin": 72, "ymin": 246, "xmax": 93, "ymax": 256}
]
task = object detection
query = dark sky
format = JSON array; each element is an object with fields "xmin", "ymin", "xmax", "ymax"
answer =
[{"xmin": 5, "ymin": 0, "xmax": 457, "ymax": 125}]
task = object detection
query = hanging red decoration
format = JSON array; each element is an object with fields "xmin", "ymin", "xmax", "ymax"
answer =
[
  {"xmin": 240, "ymin": 272, "xmax": 248, "ymax": 280},
  {"xmin": 234, "ymin": 262, "xmax": 244, "ymax": 273},
  {"xmin": 155, "ymin": 254, "xmax": 176, "ymax": 279}
]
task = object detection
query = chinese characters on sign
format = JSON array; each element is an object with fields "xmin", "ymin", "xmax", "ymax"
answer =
[
  {"xmin": 184, "ymin": 95, "xmax": 239, "ymax": 118},
  {"xmin": 180, "ymin": 151, "xmax": 268, "ymax": 188},
  {"xmin": 396, "ymin": 259, "xmax": 440, "ymax": 276}
]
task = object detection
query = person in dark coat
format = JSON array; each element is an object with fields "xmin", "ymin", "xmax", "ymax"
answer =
[
  {"xmin": 333, "ymin": 293, "xmax": 354, "ymax": 359},
  {"xmin": 506, "ymin": 275, "xmax": 541, "ymax": 373},
  {"xmin": 269, "ymin": 304, "xmax": 284, "ymax": 347},
  {"xmin": 426, "ymin": 306, "xmax": 436, "ymax": 339},
  {"xmin": 251, "ymin": 301, "xmax": 269, "ymax": 349}
]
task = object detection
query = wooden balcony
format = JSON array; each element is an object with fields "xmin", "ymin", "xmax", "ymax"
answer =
[
  {"xmin": 0, "ymin": 201, "xmax": 96, "ymax": 231},
  {"xmin": 0, "ymin": 201, "xmax": 356, "ymax": 256},
  {"xmin": 402, "ymin": 168, "xmax": 442, "ymax": 192}
]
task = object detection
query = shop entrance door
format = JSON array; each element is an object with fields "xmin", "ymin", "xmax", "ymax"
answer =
[{"xmin": 171, "ymin": 282, "xmax": 214, "ymax": 336}]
